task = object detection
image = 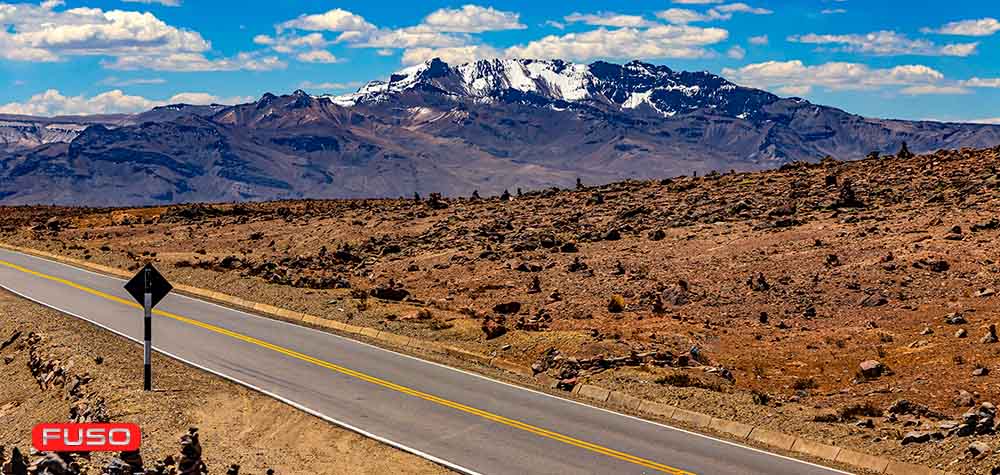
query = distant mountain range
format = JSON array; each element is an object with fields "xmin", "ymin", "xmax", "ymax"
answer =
[{"xmin": 3, "ymin": 58, "xmax": 999, "ymax": 206}]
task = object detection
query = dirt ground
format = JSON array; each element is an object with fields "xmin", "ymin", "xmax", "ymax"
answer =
[
  {"xmin": 4, "ymin": 146, "xmax": 1000, "ymax": 472},
  {"xmin": 0, "ymin": 290, "xmax": 450, "ymax": 475}
]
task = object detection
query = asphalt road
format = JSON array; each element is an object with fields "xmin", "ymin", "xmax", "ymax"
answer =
[{"xmin": 0, "ymin": 247, "xmax": 850, "ymax": 475}]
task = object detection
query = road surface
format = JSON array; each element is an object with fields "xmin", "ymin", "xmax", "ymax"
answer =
[{"xmin": 0, "ymin": 247, "xmax": 849, "ymax": 475}]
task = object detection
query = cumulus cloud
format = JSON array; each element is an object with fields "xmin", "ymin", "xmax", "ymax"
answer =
[
  {"xmin": 273, "ymin": 7, "xmax": 473, "ymax": 55},
  {"xmin": 254, "ymin": 33, "xmax": 328, "ymax": 54},
  {"xmin": 505, "ymin": 25, "xmax": 728, "ymax": 62},
  {"xmin": 789, "ymin": 30, "xmax": 978, "ymax": 57},
  {"xmin": 0, "ymin": 89, "xmax": 250, "ymax": 116},
  {"xmin": 98, "ymin": 76, "xmax": 166, "ymax": 86},
  {"xmin": 273, "ymin": 5, "xmax": 732, "ymax": 66},
  {"xmin": 121, "ymin": 0, "xmax": 181, "ymax": 6},
  {"xmin": 104, "ymin": 51, "xmax": 286, "ymax": 72},
  {"xmin": 296, "ymin": 50, "xmax": 339, "ymax": 63},
  {"xmin": 0, "ymin": 2, "xmax": 274, "ymax": 71},
  {"xmin": 564, "ymin": 12, "xmax": 658, "ymax": 28},
  {"xmin": 726, "ymin": 45, "xmax": 746, "ymax": 59},
  {"xmin": 354, "ymin": 26, "xmax": 468, "ymax": 49},
  {"xmin": 422, "ymin": 5, "xmax": 524, "ymax": 33},
  {"xmin": 922, "ymin": 18, "xmax": 1000, "ymax": 36},
  {"xmin": 899, "ymin": 85, "xmax": 971, "ymax": 95},
  {"xmin": 298, "ymin": 80, "xmax": 365, "ymax": 92},
  {"xmin": 821, "ymin": 8, "xmax": 846, "ymax": 14},
  {"xmin": 278, "ymin": 8, "xmax": 376, "ymax": 34},
  {"xmin": 401, "ymin": 45, "xmax": 500, "ymax": 65},
  {"xmin": 748, "ymin": 34, "xmax": 768, "ymax": 45},
  {"xmin": 722, "ymin": 60, "xmax": 950, "ymax": 95},
  {"xmin": 657, "ymin": 3, "xmax": 772, "ymax": 24},
  {"xmin": 962, "ymin": 77, "xmax": 1000, "ymax": 88}
]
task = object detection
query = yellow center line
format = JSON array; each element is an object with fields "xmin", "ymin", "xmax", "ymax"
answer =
[{"xmin": 0, "ymin": 258, "xmax": 695, "ymax": 475}]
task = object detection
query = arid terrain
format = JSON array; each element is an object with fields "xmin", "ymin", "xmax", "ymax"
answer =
[
  {"xmin": 4, "ymin": 145, "xmax": 1000, "ymax": 473},
  {"xmin": 0, "ymin": 290, "xmax": 450, "ymax": 474}
]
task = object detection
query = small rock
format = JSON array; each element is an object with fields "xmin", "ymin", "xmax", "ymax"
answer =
[
  {"xmin": 492, "ymin": 302, "xmax": 522, "ymax": 315},
  {"xmin": 859, "ymin": 360, "xmax": 885, "ymax": 379},
  {"xmin": 955, "ymin": 390, "xmax": 976, "ymax": 407},
  {"xmin": 957, "ymin": 328, "xmax": 968, "ymax": 338},
  {"xmin": 945, "ymin": 313, "xmax": 967, "ymax": 325},
  {"xmin": 969, "ymin": 441, "xmax": 991, "ymax": 458},
  {"xmin": 901, "ymin": 431, "xmax": 930, "ymax": 445},
  {"xmin": 983, "ymin": 324, "xmax": 998, "ymax": 344},
  {"xmin": 859, "ymin": 293, "xmax": 888, "ymax": 307}
]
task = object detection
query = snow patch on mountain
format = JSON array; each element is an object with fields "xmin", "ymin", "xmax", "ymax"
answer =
[{"xmin": 326, "ymin": 57, "xmax": 780, "ymax": 121}]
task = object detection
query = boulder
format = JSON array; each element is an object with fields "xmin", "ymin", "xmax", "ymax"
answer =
[{"xmin": 859, "ymin": 360, "xmax": 885, "ymax": 379}]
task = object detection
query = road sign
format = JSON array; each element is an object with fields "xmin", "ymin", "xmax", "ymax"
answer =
[
  {"xmin": 124, "ymin": 263, "xmax": 172, "ymax": 308},
  {"xmin": 124, "ymin": 263, "xmax": 172, "ymax": 391}
]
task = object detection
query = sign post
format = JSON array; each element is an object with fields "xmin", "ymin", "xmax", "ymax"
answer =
[{"xmin": 124, "ymin": 263, "xmax": 172, "ymax": 391}]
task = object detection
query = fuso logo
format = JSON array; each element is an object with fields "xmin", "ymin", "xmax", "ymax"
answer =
[{"xmin": 32, "ymin": 423, "xmax": 141, "ymax": 452}]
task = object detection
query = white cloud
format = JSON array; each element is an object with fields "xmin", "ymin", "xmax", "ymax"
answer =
[
  {"xmin": 775, "ymin": 85, "xmax": 811, "ymax": 96},
  {"xmin": 713, "ymin": 3, "xmax": 772, "ymax": 15},
  {"xmin": 298, "ymin": 80, "xmax": 365, "ymax": 92},
  {"xmin": 254, "ymin": 33, "xmax": 328, "ymax": 54},
  {"xmin": 821, "ymin": 8, "xmax": 847, "ymax": 14},
  {"xmin": 922, "ymin": 18, "xmax": 1000, "ymax": 37},
  {"xmin": 121, "ymin": 0, "xmax": 181, "ymax": 6},
  {"xmin": 899, "ymin": 85, "xmax": 971, "ymax": 95},
  {"xmin": 726, "ymin": 45, "xmax": 745, "ymax": 59},
  {"xmin": 789, "ymin": 30, "xmax": 979, "ymax": 56},
  {"xmin": 278, "ymin": 8, "xmax": 376, "ymax": 33},
  {"xmin": 722, "ymin": 60, "xmax": 950, "ymax": 95},
  {"xmin": 401, "ymin": 45, "xmax": 500, "ymax": 66},
  {"xmin": 505, "ymin": 25, "xmax": 728, "ymax": 62},
  {"xmin": 657, "ymin": 3, "xmax": 772, "ymax": 24},
  {"xmin": 544, "ymin": 20, "xmax": 565, "ymax": 30},
  {"xmin": 0, "ymin": 2, "xmax": 271, "ymax": 71},
  {"xmin": 748, "ymin": 34, "xmax": 768, "ymax": 45},
  {"xmin": 564, "ymin": 12, "xmax": 657, "ymax": 28},
  {"xmin": 273, "ymin": 5, "xmax": 726, "ymax": 66},
  {"xmin": 656, "ymin": 9, "xmax": 711, "ymax": 24},
  {"xmin": 353, "ymin": 26, "xmax": 468, "ymax": 49},
  {"xmin": 0, "ymin": 89, "xmax": 250, "ymax": 116},
  {"xmin": 964, "ymin": 117, "xmax": 1000, "ymax": 124},
  {"xmin": 0, "ymin": 5, "xmax": 209, "ymax": 58},
  {"xmin": 104, "ymin": 51, "xmax": 286, "ymax": 72},
  {"xmin": 422, "ymin": 5, "xmax": 524, "ymax": 33},
  {"xmin": 296, "ymin": 50, "xmax": 339, "ymax": 63},
  {"xmin": 963, "ymin": 77, "xmax": 1000, "ymax": 88},
  {"xmin": 98, "ymin": 76, "xmax": 166, "ymax": 86}
]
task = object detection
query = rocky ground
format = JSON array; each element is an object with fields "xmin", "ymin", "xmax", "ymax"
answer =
[
  {"xmin": 4, "ymin": 145, "xmax": 1000, "ymax": 472},
  {"xmin": 0, "ymin": 290, "xmax": 450, "ymax": 475}
]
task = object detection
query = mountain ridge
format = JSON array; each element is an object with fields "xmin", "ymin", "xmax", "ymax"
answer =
[{"xmin": 2, "ymin": 57, "xmax": 999, "ymax": 206}]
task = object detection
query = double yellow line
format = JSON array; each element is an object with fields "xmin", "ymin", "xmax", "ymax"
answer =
[{"xmin": 0, "ymin": 258, "xmax": 694, "ymax": 475}]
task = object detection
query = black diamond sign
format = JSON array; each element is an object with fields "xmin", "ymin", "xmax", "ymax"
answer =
[{"xmin": 124, "ymin": 263, "xmax": 173, "ymax": 308}]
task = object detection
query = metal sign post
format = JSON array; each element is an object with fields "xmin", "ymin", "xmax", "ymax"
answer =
[
  {"xmin": 125, "ymin": 263, "xmax": 172, "ymax": 392},
  {"xmin": 143, "ymin": 284, "xmax": 152, "ymax": 391}
]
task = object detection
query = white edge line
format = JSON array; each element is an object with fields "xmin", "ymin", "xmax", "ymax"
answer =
[
  {"xmin": 0, "ymin": 282, "xmax": 483, "ymax": 475},
  {"xmin": 2, "ymin": 248, "xmax": 852, "ymax": 475}
]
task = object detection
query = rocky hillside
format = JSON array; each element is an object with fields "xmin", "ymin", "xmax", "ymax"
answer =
[
  {"xmin": 2, "ymin": 58, "xmax": 999, "ymax": 206},
  {"xmin": 6, "ymin": 146, "xmax": 1000, "ymax": 472}
]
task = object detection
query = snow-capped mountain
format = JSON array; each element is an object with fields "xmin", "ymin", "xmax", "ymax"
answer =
[
  {"xmin": 330, "ymin": 58, "xmax": 778, "ymax": 120},
  {"xmin": 3, "ymin": 58, "xmax": 1000, "ymax": 206}
]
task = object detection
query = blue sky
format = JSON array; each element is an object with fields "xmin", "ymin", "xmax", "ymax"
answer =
[{"xmin": 1, "ymin": 0, "xmax": 998, "ymax": 122}]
